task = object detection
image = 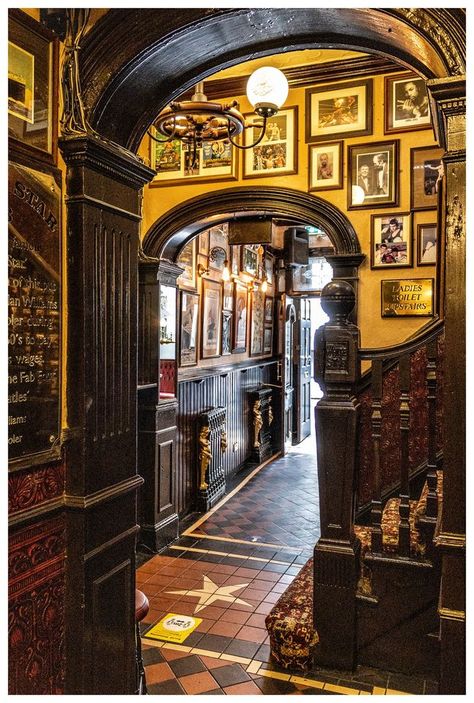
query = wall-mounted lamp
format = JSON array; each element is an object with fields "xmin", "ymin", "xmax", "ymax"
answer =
[
  {"xmin": 261, "ymin": 276, "xmax": 268, "ymax": 294},
  {"xmin": 197, "ymin": 263, "xmax": 209, "ymax": 277}
]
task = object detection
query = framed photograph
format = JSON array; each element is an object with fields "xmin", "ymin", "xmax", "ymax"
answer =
[
  {"xmin": 201, "ymin": 279, "xmax": 222, "ymax": 359},
  {"xmin": 381, "ymin": 279, "xmax": 434, "ymax": 317},
  {"xmin": 221, "ymin": 311, "xmax": 232, "ymax": 356},
  {"xmin": 150, "ymin": 131, "xmax": 238, "ymax": 185},
  {"xmin": 305, "ymin": 79, "xmax": 373, "ymax": 143},
  {"xmin": 177, "ymin": 238, "xmax": 196, "ymax": 290},
  {"xmin": 417, "ymin": 223, "xmax": 437, "ymax": 266},
  {"xmin": 223, "ymin": 281, "xmax": 233, "ymax": 311},
  {"xmin": 208, "ymin": 223, "xmax": 229, "ymax": 272},
  {"xmin": 371, "ymin": 212, "xmax": 412, "ymax": 269},
  {"xmin": 385, "ymin": 73, "xmax": 431, "ymax": 133},
  {"xmin": 264, "ymin": 253, "xmax": 274, "ymax": 286},
  {"xmin": 264, "ymin": 296, "xmax": 273, "ymax": 323},
  {"xmin": 179, "ymin": 291, "xmax": 199, "ymax": 366},
  {"xmin": 243, "ymin": 106, "xmax": 298, "ymax": 178},
  {"xmin": 308, "ymin": 141, "xmax": 343, "ymax": 191},
  {"xmin": 348, "ymin": 140, "xmax": 399, "ymax": 209},
  {"xmin": 232, "ymin": 281, "xmax": 248, "ymax": 353},
  {"xmin": 263, "ymin": 325, "xmax": 274, "ymax": 355},
  {"xmin": 410, "ymin": 146, "xmax": 444, "ymax": 211},
  {"xmin": 250, "ymin": 289, "xmax": 265, "ymax": 356},
  {"xmin": 231, "ymin": 245, "xmax": 240, "ymax": 276},
  {"xmin": 241, "ymin": 245, "xmax": 258, "ymax": 277},
  {"xmin": 8, "ymin": 10, "xmax": 59, "ymax": 162},
  {"xmin": 199, "ymin": 230, "xmax": 209, "ymax": 256}
]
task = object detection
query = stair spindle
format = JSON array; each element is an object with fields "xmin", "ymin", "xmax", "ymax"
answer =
[
  {"xmin": 370, "ymin": 358, "xmax": 383, "ymax": 552},
  {"xmin": 398, "ymin": 354, "xmax": 411, "ymax": 556},
  {"xmin": 425, "ymin": 339, "xmax": 439, "ymax": 519}
]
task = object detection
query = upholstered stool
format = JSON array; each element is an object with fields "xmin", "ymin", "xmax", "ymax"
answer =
[
  {"xmin": 265, "ymin": 558, "xmax": 319, "ymax": 671},
  {"xmin": 135, "ymin": 589, "xmax": 149, "ymax": 694}
]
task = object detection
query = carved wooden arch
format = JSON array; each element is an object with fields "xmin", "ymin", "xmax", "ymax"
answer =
[
  {"xmin": 80, "ymin": 8, "xmax": 465, "ymax": 151},
  {"xmin": 141, "ymin": 186, "xmax": 361, "ymax": 261}
]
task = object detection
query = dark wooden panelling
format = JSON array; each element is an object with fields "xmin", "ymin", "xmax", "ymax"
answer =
[
  {"xmin": 8, "ymin": 515, "xmax": 66, "ymax": 694},
  {"xmin": 176, "ymin": 360, "xmax": 279, "ymax": 517},
  {"xmin": 9, "ymin": 460, "xmax": 65, "ymax": 515}
]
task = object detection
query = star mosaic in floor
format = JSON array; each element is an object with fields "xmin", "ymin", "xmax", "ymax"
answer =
[{"xmin": 137, "ymin": 437, "xmax": 438, "ymax": 695}]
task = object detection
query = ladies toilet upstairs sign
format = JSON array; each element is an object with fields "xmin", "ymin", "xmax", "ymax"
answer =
[{"xmin": 381, "ymin": 278, "xmax": 434, "ymax": 317}]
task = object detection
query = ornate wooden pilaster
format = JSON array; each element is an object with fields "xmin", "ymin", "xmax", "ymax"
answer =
[
  {"xmin": 60, "ymin": 134, "xmax": 154, "ymax": 694},
  {"xmin": 197, "ymin": 407, "xmax": 227, "ymax": 512},
  {"xmin": 249, "ymin": 387, "xmax": 274, "ymax": 463},
  {"xmin": 138, "ymin": 258, "xmax": 181, "ymax": 552},
  {"xmin": 427, "ymin": 76, "xmax": 466, "ymax": 695},
  {"xmin": 312, "ymin": 280, "xmax": 361, "ymax": 670}
]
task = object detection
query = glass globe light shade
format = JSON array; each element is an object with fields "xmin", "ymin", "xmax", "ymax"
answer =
[
  {"xmin": 246, "ymin": 67, "xmax": 289, "ymax": 116},
  {"xmin": 351, "ymin": 185, "xmax": 366, "ymax": 206}
]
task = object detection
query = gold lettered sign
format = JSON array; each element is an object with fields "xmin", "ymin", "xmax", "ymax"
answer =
[{"xmin": 381, "ymin": 278, "xmax": 434, "ymax": 317}]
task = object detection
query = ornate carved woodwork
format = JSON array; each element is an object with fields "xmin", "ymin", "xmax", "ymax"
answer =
[
  {"xmin": 9, "ymin": 461, "xmax": 65, "ymax": 518},
  {"xmin": 197, "ymin": 407, "xmax": 226, "ymax": 512},
  {"xmin": 249, "ymin": 387, "xmax": 274, "ymax": 464},
  {"xmin": 313, "ymin": 280, "xmax": 360, "ymax": 670},
  {"xmin": 8, "ymin": 516, "xmax": 66, "ymax": 694}
]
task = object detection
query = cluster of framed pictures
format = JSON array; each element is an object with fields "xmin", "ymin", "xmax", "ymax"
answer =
[
  {"xmin": 370, "ymin": 213, "xmax": 437, "ymax": 269},
  {"xmin": 177, "ymin": 227, "xmax": 275, "ymax": 366}
]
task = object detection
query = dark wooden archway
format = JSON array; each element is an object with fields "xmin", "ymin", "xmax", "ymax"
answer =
[
  {"xmin": 80, "ymin": 8, "xmax": 465, "ymax": 151},
  {"xmin": 142, "ymin": 186, "xmax": 362, "ymax": 260}
]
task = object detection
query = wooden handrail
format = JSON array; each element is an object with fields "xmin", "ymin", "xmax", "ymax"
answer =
[{"xmin": 358, "ymin": 318, "xmax": 443, "ymax": 361}]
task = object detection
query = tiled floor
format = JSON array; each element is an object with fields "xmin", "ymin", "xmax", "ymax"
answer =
[{"xmin": 137, "ymin": 434, "xmax": 438, "ymax": 696}]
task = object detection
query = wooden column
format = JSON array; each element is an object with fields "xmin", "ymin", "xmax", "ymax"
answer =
[
  {"xmin": 428, "ymin": 76, "xmax": 466, "ymax": 695},
  {"xmin": 324, "ymin": 253, "xmax": 365, "ymax": 325},
  {"xmin": 60, "ymin": 135, "xmax": 154, "ymax": 694},
  {"xmin": 313, "ymin": 279, "xmax": 360, "ymax": 670}
]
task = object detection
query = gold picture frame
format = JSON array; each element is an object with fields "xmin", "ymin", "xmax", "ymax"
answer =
[
  {"xmin": 348, "ymin": 140, "xmax": 399, "ymax": 210},
  {"xmin": 384, "ymin": 73, "xmax": 431, "ymax": 134},
  {"xmin": 243, "ymin": 106, "xmax": 298, "ymax": 178},
  {"xmin": 371, "ymin": 212, "xmax": 412, "ymax": 269}
]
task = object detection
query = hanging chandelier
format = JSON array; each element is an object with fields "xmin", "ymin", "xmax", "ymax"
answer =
[{"xmin": 149, "ymin": 66, "xmax": 289, "ymax": 165}]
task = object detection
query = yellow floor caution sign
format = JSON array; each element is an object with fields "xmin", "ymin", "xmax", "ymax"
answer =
[{"xmin": 143, "ymin": 613, "xmax": 203, "ymax": 644}]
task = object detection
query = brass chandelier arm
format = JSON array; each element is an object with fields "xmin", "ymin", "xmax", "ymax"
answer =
[{"xmin": 226, "ymin": 116, "xmax": 268, "ymax": 149}]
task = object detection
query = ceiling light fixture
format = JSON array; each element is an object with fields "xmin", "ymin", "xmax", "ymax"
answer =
[{"xmin": 148, "ymin": 67, "xmax": 289, "ymax": 168}]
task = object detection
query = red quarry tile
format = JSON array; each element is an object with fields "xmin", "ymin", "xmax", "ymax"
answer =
[
  {"xmin": 161, "ymin": 647, "xmax": 194, "ymax": 662},
  {"xmin": 148, "ymin": 597, "xmax": 178, "ymax": 612},
  {"xmin": 227, "ymin": 599, "xmax": 259, "ymax": 612},
  {"xmin": 255, "ymin": 601, "xmax": 274, "ymax": 615},
  {"xmin": 208, "ymin": 621, "xmax": 242, "ymax": 638},
  {"xmin": 247, "ymin": 579, "xmax": 274, "ymax": 594},
  {"xmin": 263, "ymin": 591, "xmax": 281, "ymax": 604},
  {"xmin": 195, "ymin": 618, "xmax": 215, "ymax": 633},
  {"xmin": 206, "ymin": 563, "xmax": 238, "ymax": 575},
  {"xmin": 272, "ymin": 581, "xmax": 289, "ymax": 593},
  {"xmin": 195, "ymin": 605, "xmax": 228, "ymax": 620},
  {"xmin": 245, "ymin": 613, "xmax": 268, "ymax": 629},
  {"xmin": 239, "ymin": 588, "xmax": 266, "ymax": 602},
  {"xmin": 223, "ymin": 680, "xmax": 263, "ymax": 695},
  {"xmin": 220, "ymin": 609, "xmax": 251, "ymax": 625},
  {"xmin": 178, "ymin": 671, "xmax": 220, "ymax": 694},
  {"xmin": 253, "ymin": 571, "xmax": 281, "ymax": 582},
  {"xmin": 278, "ymin": 574, "xmax": 295, "ymax": 584},
  {"xmin": 157, "ymin": 565, "xmax": 186, "ymax": 577},
  {"xmin": 199, "ymin": 655, "xmax": 232, "ymax": 670},
  {"xmin": 146, "ymin": 661, "xmax": 175, "ymax": 684},
  {"xmin": 234, "ymin": 567, "xmax": 261, "ymax": 578},
  {"xmin": 146, "ymin": 572, "xmax": 179, "ymax": 586},
  {"xmin": 223, "ymin": 574, "xmax": 254, "ymax": 587},
  {"xmin": 236, "ymin": 625, "xmax": 267, "ymax": 644}
]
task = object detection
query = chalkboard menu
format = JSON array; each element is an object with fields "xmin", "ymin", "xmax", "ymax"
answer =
[{"xmin": 8, "ymin": 161, "xmax": 61, "ymax": 467}]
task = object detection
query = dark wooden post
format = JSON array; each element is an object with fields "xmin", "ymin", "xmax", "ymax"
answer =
[{"xmin": 313, "ymin": 279, "xmax": 360, "ymax": 670}]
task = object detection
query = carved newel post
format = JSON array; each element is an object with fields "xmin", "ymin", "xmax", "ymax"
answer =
[{"xmin": 313, "ymin": 279, "xmax": 361, "ymax": 670}]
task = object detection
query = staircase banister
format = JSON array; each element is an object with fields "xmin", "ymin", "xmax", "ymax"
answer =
[{"xmin": 358, "ymin": 317, "xmax": 444, "ymax": 362}]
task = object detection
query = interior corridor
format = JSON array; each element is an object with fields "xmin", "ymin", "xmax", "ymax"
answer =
[{"xmin": 136, "ymin": 437, "xmax": 436, "ymax": 696}]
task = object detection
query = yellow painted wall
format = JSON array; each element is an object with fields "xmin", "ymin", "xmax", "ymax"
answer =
[{"xmin": 139, "ymin": 72, "xmax": 438, "ymax": 349}]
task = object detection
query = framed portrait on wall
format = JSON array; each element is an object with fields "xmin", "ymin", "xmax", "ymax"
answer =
[
  {"xmin": 250, "ymin": 289, "xmax": 265, "ymax": 356},
  {"xmin": 384, "ymin": 73, "xmax": 431, "ymax": 133},
  {"xmin": 264, "ymin": 253, "xmax": 274, "ymax": 286},
  {"xmin": 177, "ymin": 238, "xmax": 196, "ymax": 290},
  {"xmin": 264, "ymin": 296, "xmax": 273, "ymax": 323},
  {"xmin": 305, "ymin": 79, "xmax": 373, "ymax": 143},
  {"xmin": 371, "ymin": 212, "xmax": 412, "ymax": 269},
  {"xmin": 410, "ymin": 146, "xmax": 444, "ymax": 211},
  {"xmin": 241, "ymin": 245, "xmax": 258, "ymax": 277},
  {"xmin": 231, "ymin": 245, "xmax": 240, "ymax": 276},
  {"xmin": 243, "ymin": 106, "xmax": 298, "ymax": 178},
  {"xmin": 221, "ymin": 311, "xmax": 232, "ymax": 356},
  {"xmin": 348, "ymin": 140, "xmax": 399, "ymax": 209},
  {"xmin": 179, "ymin": 291, "xmax": 199, "ymax": 366},
  {"xmin": 201, "ymin": 279, "xmax": 222, "ymax": 359},
  {"xmin": 263, "ymin": 325, "xmax": 273, "ymax": 355},
  {"xmin": 232, "ymin": 281, "xmax": 248, "ymax": 353},
  {"xmin": 223, "ymin": 281, "xmax": 233, "ymax": 311},
  {"xmin": 150, "ymin": 131, "xmax": 238, "ymax": 185},
  {"xmin": 308, "ymin": 141, "xmax": 343, "ymax": 191},
  {"xmin": 417, "ymin": 223, "xmax": 437, "ymax": 266},
  {"xmin": 8, "ymin": 9, "xmax": 59, "ymax": 162}
]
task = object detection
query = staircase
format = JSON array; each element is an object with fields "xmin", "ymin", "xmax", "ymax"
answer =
[{"xmin": 266, "ymin": 280, "xmax": 444, "ymax": 679}]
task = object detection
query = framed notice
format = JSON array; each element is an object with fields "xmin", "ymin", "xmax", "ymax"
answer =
[
  {"xmin": 8, "ymin": 161, "xmax": 61, "ymax": 469},
  {"xmin": 8, "ymin": 9, "xmax": 59, "ymax": 162},
  {"xmin": 381, "ymin": 279, "xmax": 434, "ymax": 317},
  {"xmin": 150, "ymin": 130, "xmax": 238, "ymax": 185},
  {"xmin": 243, "ymin": 106, "xmax": 298, "ymax": 178}
]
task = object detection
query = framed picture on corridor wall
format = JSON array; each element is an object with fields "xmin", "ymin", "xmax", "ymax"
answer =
[
  {"xmin": 232, "ymin": 281, "xmax": 248, "ymax": 353},
  {"xmin": 305, "ymin": 79, "xmax": 373, "ymax": 143},
  {"xmin": 250, "ymin": 289, "xmax": 265, "ymax": 356},
  {"xmin": 243, "ymin": 106, "xmax": 298, "ymax": 178},
  {"xmin": 348, "ymin": 140, "xmax": 399, "ymax": 210},
  {"xmin": 179, "ymin": 291, "xmax": 199, "ymax": 367},
  {"xmin": 308, "ymin": 141, "xmax": 343, "ymax": 191},
  {"xmin": 371, "ymin": 212, "xmax": 412, "ymax": 269},
  {"xmin": 201, "ymin": 279, "xmax": 222, "ymax": 359},
  {"xmin": 410, "ymin": 146, "xmax": 444, "ymax": 211},
  {"xmin": 384, "ymin": 73, "xmax": 431, "ymax": 133},
  {"xmin": 417, "ymin": 223, "xmax": 437, "ymax": 266}
]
